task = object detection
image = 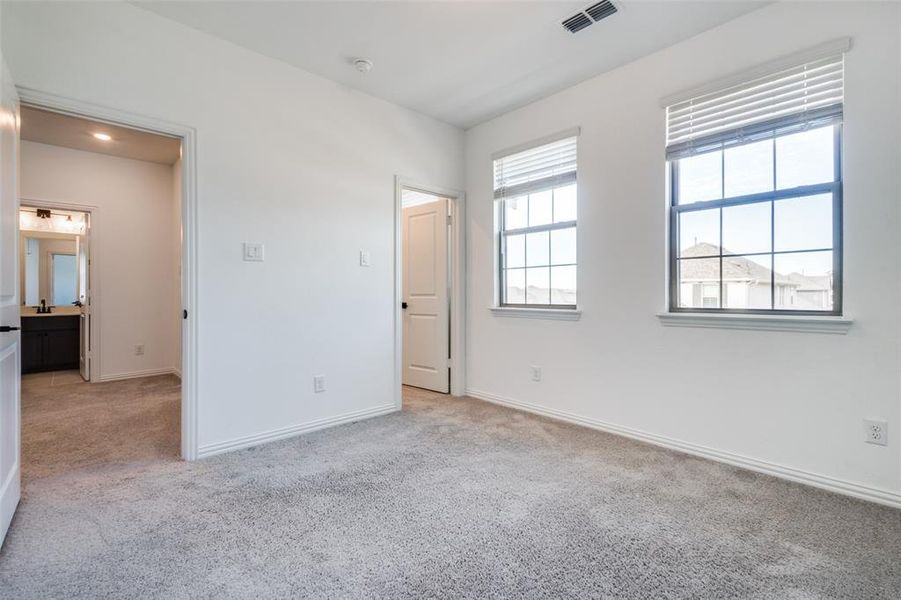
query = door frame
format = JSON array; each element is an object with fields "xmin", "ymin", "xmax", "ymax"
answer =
[
  {"xmin": 20, "ymin": 200, "xmax": 97, "ymax": 380},
  {"xmin": 17, "ymin": 87, "xmax": 200, "ymax": 461},
  {"xmin": 394, "ymin": 176, "xmax": 465, "ymax": 405}
]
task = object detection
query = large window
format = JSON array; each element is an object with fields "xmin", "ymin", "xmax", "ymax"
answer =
[
  {"xmin": 666, "ymin": 52, "xmax": 844, "ymax": 314},
  {"xmin": 495, "ymin": 134, "xmax": 578, "ymax": 308}
]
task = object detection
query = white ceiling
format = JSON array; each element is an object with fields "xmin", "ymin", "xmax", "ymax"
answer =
[
  {"xmin": 20, "ymin": 106, "xmax": 182, "ymax": 165},
  {"xmin": 134, "ymin": 1, "xmax": 767, "ymax": 129}
]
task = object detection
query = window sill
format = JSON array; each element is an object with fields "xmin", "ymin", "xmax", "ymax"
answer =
[
  {"xmin": 490, "ymin": 307, "xmax": 582, "ymax": 321},
  {"xmin": 657, "ymin": 312, "xmax": 853, "ymax": 334}
]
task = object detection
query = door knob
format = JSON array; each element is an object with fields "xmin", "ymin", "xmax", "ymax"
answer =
[
  {"xmin": 401, "ymin": 302, "xmax": 408, "ymax": 309},
  {"xmin": 0, "ymin": 326, "xmax": 20, "ymax": 332}
]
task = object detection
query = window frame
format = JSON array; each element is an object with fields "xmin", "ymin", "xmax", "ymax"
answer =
[
  {"xmin": 497, "ymin": 186, "xmax": 578, "ymax": 310},
  {"xmin": 668, "ymin": 123, "xmax": 843, "ymax": 316}
]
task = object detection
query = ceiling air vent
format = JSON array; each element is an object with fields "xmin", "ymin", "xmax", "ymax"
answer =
[
  {"xmin": 562, "ymin": 1, "xmax": 617, "ymax": 34},
  {"xmin": 562, "ymin": 12, "xmax": 593, "ymax": 34},
  {"xmin": 585, "ymin": 1, "xmax": 617, "ymax": 22}
]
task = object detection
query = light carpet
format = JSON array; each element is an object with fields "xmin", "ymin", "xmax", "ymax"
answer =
[{"xmin": 0, "ymin": 379, "xmax": 898, "ymax": 598}]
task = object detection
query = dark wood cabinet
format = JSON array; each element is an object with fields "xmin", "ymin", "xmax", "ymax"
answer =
[{"xmin": 21, "ymin": 316, "xmax": 80, "ymax": 373}]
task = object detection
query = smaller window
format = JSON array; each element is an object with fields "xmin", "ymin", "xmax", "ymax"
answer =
[{"xmin": 494, "ymin": 135, "xmax": 578, "ymax": 308}]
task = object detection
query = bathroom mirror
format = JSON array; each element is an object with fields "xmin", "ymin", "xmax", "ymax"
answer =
[{"xmin": 20, "ymin": 233, "xmax": 79, "ymax": 307}]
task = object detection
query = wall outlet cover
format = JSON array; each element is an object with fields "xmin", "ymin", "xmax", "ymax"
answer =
[
  {"xmin": 359, "ymin": 250, "xmax": 371, "ymax": 267},
  {"xmin": 243, "ymin": 242, "xmax": 264, "ymax": 262},
  {"xmin": 530, "ymin": 366, "xmax": 541, "ymax": 382},
  {"xmin": 863, "ymin": 419, "xmax": 888, "ymax": 446},
  {"xmin": 134, "ymin": 344, "xmax": 145, "ymax": 356},
  {"xmin": 313, "ymin": 375, "xmax": 326, "ymax": 393}
]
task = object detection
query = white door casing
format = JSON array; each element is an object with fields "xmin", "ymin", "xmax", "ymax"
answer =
[
  {"xmin": 0, "ymin": 52, "xmax": 21, "ymax": 545},
  {"xmin": 402, "ymin": 198, "xmax": 449, "ymax": 393},
  {"xmin": 77, "ymin": 222, "xmax": 90, "ymax": 381}
]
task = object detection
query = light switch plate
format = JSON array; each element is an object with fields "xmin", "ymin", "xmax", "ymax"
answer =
[
  {"xmin": 243, "ymin": 242, "xmax": 264, "ymax": 262},
  {"xmin": 359, "ymin": 250, "xmax": 371, "ymax": 267}
]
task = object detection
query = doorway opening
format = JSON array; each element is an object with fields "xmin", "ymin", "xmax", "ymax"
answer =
[
  {"xmin": 16, "ymin": 104, "xmax": 187, "ymax": 478},
  {"xmin": 396, "ymin": 179, "xmax": 465, "ymax": 405},
  {"xmin": 19, "ymin": 205, "xmax": 91, "ymax": 379}
]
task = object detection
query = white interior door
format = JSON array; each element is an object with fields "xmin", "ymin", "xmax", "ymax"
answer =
[
  {"xmin": 76, "ymin": 225, "xmax": 90, "ymax": 381},
  {"xmin": 0, "ymin": 51, "xmax": 21, "ymax": 545},
  {"xmin": 402, "ymin": 197, "xmax": 449, "ymax": 393}
]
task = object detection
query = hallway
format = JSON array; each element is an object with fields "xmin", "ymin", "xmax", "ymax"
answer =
[{"xmin": 21, "ymin": 371, "xmax": 180, "ymax": 480}]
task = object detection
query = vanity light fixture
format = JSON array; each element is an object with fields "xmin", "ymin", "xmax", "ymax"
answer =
[
  {"xmin": 20, "ymin": 208, "xmax": 86, "ymax": 235},
  {"xmin": 92, "ymin": 132, "xmax": 112, "ymax": 141}
]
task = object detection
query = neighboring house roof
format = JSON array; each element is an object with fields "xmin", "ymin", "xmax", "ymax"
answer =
[
  {"xmin": 680, "ymin": 243, "xmax": 794, "ymax": 285},
  {"xmin": 787, "ymin": 272, "xmax": 831, "ymax": 292}
]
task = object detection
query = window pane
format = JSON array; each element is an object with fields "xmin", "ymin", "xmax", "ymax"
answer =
[
  {"xmin": 52, "ymin": 254, "xmax": 78, "ymax": 306},
  {"xmin": 677, "ymin": 150, "xmax": 722, "ymax": 205},
  {"xmin": 504, "ymin": 196, "xmax": 527, "ymax": 230},
  {"xmin": 774, "ymin": 251, "xmax": 833, "ymax": 311},
  {"xmin": 724, "ymin": 137, "xmax": 773, "ymax": 198},
  {"xmin": 774, "ymin": 193, "xmax": 833, "ymax": 252},
  {"xmin": 550, "ymin": 227, "xmax": 576, "ymax": 265},
  {"xmin": 504, "ymin": 234, "xmax": 525, "ymax": 268},
  {"xmin": 776, "ymin": 125, "xmax": 835, "ymax": 189},
  {"xmin": 525, "ymin": 267, "xmax": 550, "ymax": 305},
  {"xmin": 504, "ymin": 268, "xmax": 525, "ymax": 304},
  {"xmin": 722, "ymin": 254, "xmax": 773, "ymax": 310},
  {"xmin": 526, "ymin": 231, "xmax": 549, "ymax": 267},
  {"xmin": 722, "ymin": 201, "xmax": 771, "ymax": 255},
  {"xmin": 679, "ymin": 208, "xmax": 719, "ymax": 256},
  {"xmin": 677, "ymin": 257, "xmax": 720, "ymax": 308},
  {"xmin": 528, "ymin": 190, "xmax": 553, "ymax": 226},
  {"xmin": 550, "ymin": 265, "xmax": 577, "ymax": 306},
  {"xmin": 553, "ymin": 184, "xmax": 577, "ymax": 223}
]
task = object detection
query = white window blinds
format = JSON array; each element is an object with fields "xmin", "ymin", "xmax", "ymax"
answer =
[
  {"xmin": 494, "ymin": 135, "xmax": 577, "ymax": 199},
  {"xmin": 666, "ymin": 53, "xmax": 844, "ymax": 158}
]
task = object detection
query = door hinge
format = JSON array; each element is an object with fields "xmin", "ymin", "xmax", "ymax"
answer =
[
  {"xmin": 183, "ymin": 309, "xmax": 188, "ymax": 320},
  {"xmin": 447, "ymin": 214, "xmax": 452, "ymax": 225}
]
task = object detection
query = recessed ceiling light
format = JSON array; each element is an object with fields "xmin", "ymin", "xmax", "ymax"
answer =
[{"xmin": 92, "ymin": 132, "xmax": 112, "ymax": 141}]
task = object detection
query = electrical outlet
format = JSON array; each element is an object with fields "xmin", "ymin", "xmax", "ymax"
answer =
[
  {"xmin": 313, "ymin": 375, "xmax": 326, "ymax": 393},
  {"xmin": 243, "ymin": 242, "xmax": 264, "ymax": 262},
  {"xmin": 134, "ymin": 344, "xmax": 145, "ymax": 356},
  {"xmin": 530, "ymin": 366, "xmax": 541, "ymax": 382},
  {"xmin": 863, "ymin": 419, "xmax": 888, "ymax": 446},
  {"xmin": 359, "ymin": 250, "xmax": 371, "ymax": 267}
]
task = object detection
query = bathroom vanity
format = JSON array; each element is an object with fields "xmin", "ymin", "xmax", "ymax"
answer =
[{"xmin": 20, "ymin": 311, "xmax": 80, "ymax": 373}]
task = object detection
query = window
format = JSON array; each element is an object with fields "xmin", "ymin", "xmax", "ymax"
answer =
[
  {"xmin": 51, "ymin": 253, "xmax": 77, "ymax": 306},
  {"xmin": 495, "ymin": 134, "xmax": 578, "ymax": 308},
  {"xmin": 666, "ymin": 52, "xmax": 844, "ymax": 315}
]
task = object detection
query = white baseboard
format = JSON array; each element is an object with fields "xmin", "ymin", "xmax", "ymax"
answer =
[
  {"xmin": 198, "ymin": 404, "xmax": 399, "ymax": 458},
  {"xmin": 467, "ymin": 389, "xmax": 901, "ymax": 510},
  {"xmin": 98, "ymin": 368, "xmax": 178, "ymax": 382}
]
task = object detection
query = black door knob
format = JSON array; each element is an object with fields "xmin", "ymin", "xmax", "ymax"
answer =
[{"xmin": 401, "ymin": 302, "xmax": 408, "ymax": 309}]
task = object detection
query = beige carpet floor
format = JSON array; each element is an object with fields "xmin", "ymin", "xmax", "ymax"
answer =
[
  {"xmin": 19, "ymin": 370, "xmax": 181, "ymax": 480},
  {"xmin": 0, "ymin": 380, "xmax": 899, "ymax": 598}
]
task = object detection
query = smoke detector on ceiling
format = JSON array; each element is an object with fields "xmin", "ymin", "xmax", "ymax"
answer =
[
  {"xmin": 562, "ymin": 1, "xmax": 618, "ymax": 34},
  {"xmin": 353, "ymin": 58, "xmax": 373, "ymax": 74}
]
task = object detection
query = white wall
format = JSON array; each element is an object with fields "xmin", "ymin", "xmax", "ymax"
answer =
[
  {"xmin": 20, "ymin": 142, "xmax": 179, "ymax": 380},
  {"xmin": 465, "ymin": 2, "xmax": 901, "ymax": 501},
  {"xmin": 1, "ymin": 2, "xmax": 464, "ymax": 452}
]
